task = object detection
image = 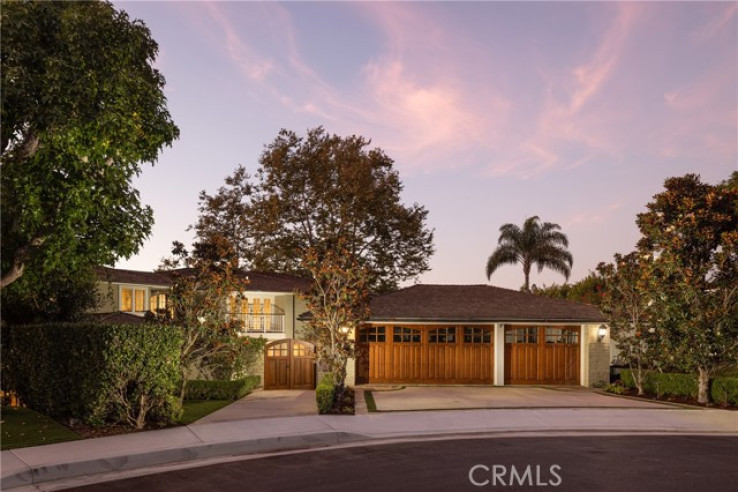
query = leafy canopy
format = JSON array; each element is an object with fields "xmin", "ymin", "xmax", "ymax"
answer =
[
  {"xmin": 0, "ymin": 0, "xmax": 179, "ymax": 289},
  {"xmin": 486, "ymin": 216, "xmax": 573, "ymax": 292},
  {"xmin": 193, "ymin": 127, "xmax": 434, "ymax": 292}
]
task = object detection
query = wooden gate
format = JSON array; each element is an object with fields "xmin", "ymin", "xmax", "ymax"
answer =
[
  {"xmin": 504, "ymin": 326, "xmax": 580, "ymax": 385},
  {"xmin": 264, "ymin": 339, "xmax": 316, "ymax": 390}
]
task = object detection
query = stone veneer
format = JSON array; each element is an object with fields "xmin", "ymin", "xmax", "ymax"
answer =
[{"xmin": 588, "ymin": 342, "xmax": 610, "ymax": 387}]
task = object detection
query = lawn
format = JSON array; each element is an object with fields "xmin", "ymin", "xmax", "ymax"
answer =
[
  {"xmin": 179, "ymin": 400, "xmax": 232, "ymax": 425},
  {"xmin": 1, "ymin": 407, "xmax": 82, "ymax": 450},
  {"xmin": 0, "ymin": 400, "xmax": 233, "ymax": 450}
]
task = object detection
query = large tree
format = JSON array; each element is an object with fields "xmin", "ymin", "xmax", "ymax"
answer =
[
  {"xmin": 596, "ymin": 253, "xmax": 661, "ymax": 395},
  {"xmin": 0, "ymin": 1, "xmax": 179, "ymax": 289},
  {"xmin": 485, "ymin": 216, "xmax": 573, "ymax": 292},
  {"xmin": 193, "ymin": 127, "xmax": 434, "ymax": 292},
  {"xmin": 300, "ymin": 240, "xmax": 370, "ymax": 401},
  {"xmin": 637, "ymin": 174, "xmax": 738, "ymax": 404}
]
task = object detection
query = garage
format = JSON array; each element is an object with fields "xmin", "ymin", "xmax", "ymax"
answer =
[
  {"xmin": 504, "ymin": 325, "xmax": 580, "ymax": 385},
  {"xmin": 360, "ymin": 284, "xmax": 606, "ymax": 387},
  {"xmin": 356, "ymin": 325, "xmax": 494, "ymax": 384}
]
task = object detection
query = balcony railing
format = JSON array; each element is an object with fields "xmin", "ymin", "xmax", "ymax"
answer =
[{"xmin": 229, "ymin": 312, "xmax": 285, "ymax": 334}]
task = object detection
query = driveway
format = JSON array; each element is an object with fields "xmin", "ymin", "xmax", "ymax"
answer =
[
  {"xmin": 193, "ymin": 389, "xmax": 317, "ymax": 424},
  {"xmin": 365, "ymin": 386, "xmax": 679, "ymax": 411}
]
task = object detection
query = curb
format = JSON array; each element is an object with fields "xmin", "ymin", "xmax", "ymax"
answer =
[{"xmin": 1, "ymin": 431, "xmax": 369, "ymax": 490}]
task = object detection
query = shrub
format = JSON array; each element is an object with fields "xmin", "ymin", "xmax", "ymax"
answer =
[
  {"xmin": 2, "ymin": 322, "xmax": 182, "ymax": 429},
  {"xmin": 316, "ymin": 375, "xmax": 335, "ymax": 414},
  {"xmin": 603, "ymin": 382, "xmax": 627, "ymax": 395},
  {"xmin": 620, "ymin": 370, "xmax": 738, "ymax": 402},
  {"xmin": 184, "ymin": 376, "xmax": 261, "ymax": 401},
  {"xmin": 711, "ymin": 377, "xmax": 738, "ymax": 406}
]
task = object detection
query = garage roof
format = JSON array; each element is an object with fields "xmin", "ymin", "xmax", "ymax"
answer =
[{"xmin": 369, "ymin": 284, "xmax": 606, "ymax": 323}]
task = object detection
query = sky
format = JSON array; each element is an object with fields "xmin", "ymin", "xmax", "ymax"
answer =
[{"xmin": 112, "ymin": 1, "xmax": 737, "ymax": 291}]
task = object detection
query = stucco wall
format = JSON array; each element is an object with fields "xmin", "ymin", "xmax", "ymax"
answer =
[{"xmin": 93, "ymin": 282, "xmax": 118, "ymax": 313}]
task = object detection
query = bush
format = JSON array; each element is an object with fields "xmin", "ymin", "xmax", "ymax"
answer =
[
  {"xmin": 620, "ymin": 370, "xmax": 698, "ymax": 397},
  {"xmin": 711, "ymin": 377, "xmax": 738, "ymax": 406},
  {"xmin": 2, "ymin": 322, "xmax": 182, "ymax": 428},
  {"xmin": 184, "ymin": 376, "xmax": 261, "ymax": 401},
  {"xmin": 316, "ymin": 375, "xmax": 335, "ymax": 414}
]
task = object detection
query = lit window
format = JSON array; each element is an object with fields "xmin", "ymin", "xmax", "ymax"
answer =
[
  {"xmin": 135, "ymin": 290, "xmax": 145, "ymax": 312},
  {"xmin": 121, "ymin": 289, "xmax": 133, "ymax": 312}
]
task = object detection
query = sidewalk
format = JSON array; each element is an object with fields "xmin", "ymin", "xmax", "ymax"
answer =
[{"xmin": 3, "ymin": 406, "xmax": 736, "ymax": 490}]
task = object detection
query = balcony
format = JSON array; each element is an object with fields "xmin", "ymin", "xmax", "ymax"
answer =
[{"xmin": 229, "ymin": 312, "xmax": 286, "ymax": 334}]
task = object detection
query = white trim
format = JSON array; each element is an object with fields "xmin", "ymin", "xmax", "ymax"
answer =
[{"xmin": 493, "ymin": 323, "xmax": 505, "ymax": 386}]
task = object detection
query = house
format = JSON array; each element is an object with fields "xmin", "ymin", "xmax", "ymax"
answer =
[
  {"xmin": 93, "ymin": 268, "xmax": 610, "ymax": 389},
  {"xmin": 356, "ymin": 285, "xmax": 610, "ymax": 388}
]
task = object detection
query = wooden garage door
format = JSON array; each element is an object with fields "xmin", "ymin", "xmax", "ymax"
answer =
[
  {"xmin": 504, "ymin": 326, "xmax": 580, "ymax": 385},
  {"xmin": 264, "ymin": 339, "xmax": 316, "ymax": 390},
  {"xmin": 357, "ymin": 325, "xmax": 494, "ymax": 384}
]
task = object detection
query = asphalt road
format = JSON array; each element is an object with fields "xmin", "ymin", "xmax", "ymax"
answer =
[{"xmin": 68, "ymin": 435, "xmax": 737, "ymax": 492}]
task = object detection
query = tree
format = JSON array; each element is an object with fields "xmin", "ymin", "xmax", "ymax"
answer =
[
  {"xmin": 299, "ymin": 241, "xmax": 370, "ymax": 406},
  {"xmin": 596, "ymin": 253, "xmax": 661, "ymax": 395},
  {"xmin": 157, "ymin": 236, "xmax": 260, "ymax": 402},
  {"xmin": 485, "ymin": 216, "xmax": 573, "ymax": 292},
  {"xmin": 0, "ymin": 1, "xmax": 179, "ymax": 289},
  {"xmin": 0, "ymin": 262, "xmax": 100, "ymax": 324},
  {"xmin": 191, "ymin": 165, "xmax": 253, "ymax": 266},
  {"xmin": 530, "ymin": 272, "xmax": 606, "ymax": 307},
  {"xmin": 194, "ymin": 127, "xmax": 434, "ymax": 292},
  {"xmin": 636, "ymin": 174, "xmax": 738, "ymax": 404}
]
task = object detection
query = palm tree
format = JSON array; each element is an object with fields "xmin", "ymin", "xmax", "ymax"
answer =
[{"xmin": 485, "ymin": 216, "xmax": 573, "ymax": 292}]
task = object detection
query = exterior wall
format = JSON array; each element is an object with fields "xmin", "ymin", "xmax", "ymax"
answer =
[
  {"xmin": 293, "ymin": 296, "xmax": 310, "ymax": 339},
  {"xmin": 94, "ymin": 282, "xmax": 118, "ymax": 313},
  {"xmin": 581, "ymin": 323, "xmax": 610, "ymax": 387}
]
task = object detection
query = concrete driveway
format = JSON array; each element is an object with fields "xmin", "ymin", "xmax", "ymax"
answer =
[
  {"xmin": 193, "ymin": 389, "xmax": 317, "ymax": 424},
  {"xmin": 366, "ymin": 386, "xmax": 679, "ymax": 411}
]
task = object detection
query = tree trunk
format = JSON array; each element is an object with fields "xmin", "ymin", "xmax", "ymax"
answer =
[
  {"xmin": 523, "ymin": 263, "xmax": 531, "ymax": 292},
  {"xmin": 697, "ymin": 366, "xmax": 710, "ymax": 404},
  {"xmin": 1, "ymin": 235, "xmax": 47, "ymax": 289}
]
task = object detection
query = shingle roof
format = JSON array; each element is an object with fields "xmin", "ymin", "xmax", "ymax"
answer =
[
  {"xmin": 96, "ymin": 267, "xmax": 172, "ymax": 286},
  {"xmin": 97, "ymin": 267, "xmax": 312, "ymax": 293},
  {"xmin": 369, "ymin": 284, "xmax": 606, "ymax": 323}
]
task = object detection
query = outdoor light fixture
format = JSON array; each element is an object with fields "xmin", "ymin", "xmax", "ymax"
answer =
[
  {"xmin": 597, "ymin": 325, "xmax": 607, "ymax": 342},
  {"xmin": 339, "ymin": 325, "xmax": 351, "ymax": 335}
]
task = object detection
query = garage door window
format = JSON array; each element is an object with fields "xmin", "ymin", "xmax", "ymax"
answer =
[
  {"xmin": 393, "ymin": 326, "xmax": 421, "ymax": 343},
  {"xmin": 360, "ymin": 326, "xmax": 385, "ymax": 342},
  {"xmin": 545, "ymin": 328, "xmax": 579, "ymax": 344},
  {"xmin": 463, "ymin": 327, "xmax": 492, "ymax": 343},
  {"xmin": 429, "ymin": 327, "xmax": 456, "ymax": 343},
  {"xmin": 505, "ymin": 327, "xmax": 537, "ymax": 343}
]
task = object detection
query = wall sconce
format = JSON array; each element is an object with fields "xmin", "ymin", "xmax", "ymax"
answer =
[
  {"xmin": 597, "ymin": 325, "xmax": 607, "ymax": 343},
  {"xmin": 339, "ymin": 325, "xmax": 351, "ymax": 335}
]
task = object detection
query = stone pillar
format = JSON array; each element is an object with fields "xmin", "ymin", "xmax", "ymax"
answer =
[{"xmin": 587, "ymin": 342, "xmax": 610, "ymax": 387}]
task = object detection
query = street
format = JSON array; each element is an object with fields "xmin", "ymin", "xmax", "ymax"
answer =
[{"xmin": 68, "ymin": 435, "xmax": 737, "ymax": 492}]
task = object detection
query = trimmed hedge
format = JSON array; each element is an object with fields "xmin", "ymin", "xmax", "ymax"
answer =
[
  {"xmin": 184, "ymin": 376, "xmax": 261, "ymax": 401},
  {"xmin": 316, "ymin": 375, "xmax": 335, "ymax": 415},
  {"xmin": 621, "ymin": 369, "xmax": 738, "ymax": 404},
  {"xmin": 2, "ymin": 322, "xmax": 182, "ymax": 427},
  {"xmin": 711, "ymin": 377, "xmax": 738, "ymax": 406}
]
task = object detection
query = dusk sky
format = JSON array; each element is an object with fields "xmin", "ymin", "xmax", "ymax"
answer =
[{"xmin": 113, "ymin": 1, "xmax": 737, "ymax": 291}]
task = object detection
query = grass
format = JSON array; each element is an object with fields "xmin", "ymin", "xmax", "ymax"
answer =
[
  {"xmin": 1, "ymin": 407, "xmax": 82, "ymax": 450},
  {"xmin": 179, "ymin": 400, "xmax": 232, "ymax": 425},
  {"xmin": 364, "ymin": 390, "xmax": 377, "ymax": 412}
]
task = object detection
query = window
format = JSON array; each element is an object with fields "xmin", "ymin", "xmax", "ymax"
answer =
[
  {"xmin": 393, "ymin": 326, "xmax": 421, "ymax": 343},
  {"xmin": 429, "ymin": 327, "xmax": 457, "ymax": 343},
  {"xmin": 121, "ymin": 289, "xmax": 133, "ymax": 312},
  {"xmin": 359, "ymin": 326, "xmax": 385, "ymax": 343},
  {"xmin": 463, "ymin": 327, "xmax": 492, "ymax": 344},
  {"xmin": 149, "ymin": 293, "xmax": 167, "ymax": 312},
  {"xmin": 505, "ymin": 327, "xmax": 537, "ymax": 344},
  {"xmin": 545, "ymin": 327, "xmax": 579, "ymax": 344},
  {"xmin": 134, "ymin": 289, "xmax": 145, "ymax": 312}
]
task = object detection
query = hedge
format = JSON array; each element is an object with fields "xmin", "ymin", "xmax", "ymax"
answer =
[
  {"xmin": 1, "ymin": 322, "xmax": 182, "ymax": 427},
  {"xmin": 620, "ymin": 369, "xmax": 738, "ymax": 404},
  {"xmin": 316, "ymin": 375, "xmax": 335, "ymax": 414},
  {"xmin": 184, "ymin": 375, "xmax": 261, "ymax": 401},
  {"xmin": 711, "ymin": 377, "xmax": 738, "ymax": 406}
]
